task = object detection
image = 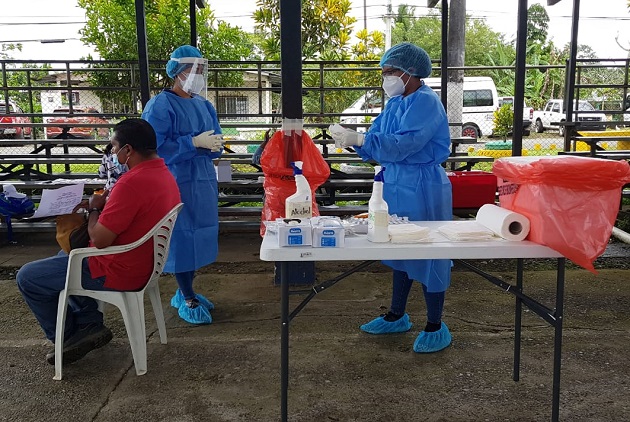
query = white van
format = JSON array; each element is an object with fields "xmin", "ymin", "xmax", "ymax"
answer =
[
  {"xmin": 339, "ymin": 91, "xmax": 387, "ymax": 131},
  {"xmin": 424, "ymin": 76, "xmax": 499, "ymax": 139},
  {"xmin": 340, "ymin": 77, "xmax": 499, "ymax": 138}
]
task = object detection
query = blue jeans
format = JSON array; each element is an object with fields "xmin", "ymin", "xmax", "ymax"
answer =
[
  {"xmin": 390, "ymin": 270, "xmax": 445, "ymax": 324},
  {"xmin": 16, "ymin": 250, "xmax": 111, "ymax": 342}
]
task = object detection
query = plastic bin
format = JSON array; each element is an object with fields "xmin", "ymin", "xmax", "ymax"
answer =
[{"xmin": 447, "ymin": 171, "xmax": 497, "ymax": 208}]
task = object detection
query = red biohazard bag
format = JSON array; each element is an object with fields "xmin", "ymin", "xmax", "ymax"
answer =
[
  {"xmin": 493, "ymin": 156, "xmax": 630, "ymax": 273},
  {"xmin": 260, "ymin": 129, "xmax": 330, "ymax": 236}
]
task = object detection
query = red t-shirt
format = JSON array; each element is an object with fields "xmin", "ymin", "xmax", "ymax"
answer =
[{"xmin": 88, "ymin": 158, "xmax": 181, "ymax": 290}]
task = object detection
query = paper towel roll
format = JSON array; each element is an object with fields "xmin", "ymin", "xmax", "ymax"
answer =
[{"xmin": 476, "ymin": 204, "xmax": 530, "ymax": 241}]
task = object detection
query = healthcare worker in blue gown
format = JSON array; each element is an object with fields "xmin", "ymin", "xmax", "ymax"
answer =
[
  {"xmin": 142, "ymin": 45, "xmax": 223, "ymax": 325},
  {"xmin": 330, "ymin": 42, "xmax": 453, "ymax": 353}
]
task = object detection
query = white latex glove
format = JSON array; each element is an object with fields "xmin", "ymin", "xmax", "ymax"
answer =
[
  {"xmin": 328, "ymin": 124, "xmax": 364, "ymax": 148},
  {"xmin": 192, "ymin": 130, "xmax": 224, "ymax": 151}
]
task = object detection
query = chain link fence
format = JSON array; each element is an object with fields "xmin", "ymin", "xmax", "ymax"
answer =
[{"xmin": 2, "ymin": 58, "xmax": 629, "ymax": 177}]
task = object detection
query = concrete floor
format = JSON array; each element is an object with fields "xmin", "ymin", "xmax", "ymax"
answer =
[{"xmin": 1, "ymin": 231, "xmax": 629, "ymax": 421}]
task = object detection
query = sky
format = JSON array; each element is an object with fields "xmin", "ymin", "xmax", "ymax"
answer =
[{"xmin": 1, "ymin": 0, "xmax": 629, "ymax": 61}]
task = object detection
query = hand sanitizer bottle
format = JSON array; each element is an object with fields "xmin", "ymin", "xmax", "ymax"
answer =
[
  {"xmin": 285, "ymin": 161, "xmax": 313, "ymax": 219},
  {"xmin": 368, "ymin": 166, "xmax": 389, "ymax": 242}
]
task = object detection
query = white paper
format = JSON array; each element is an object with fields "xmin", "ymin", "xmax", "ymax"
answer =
[
  {"xmin": 438, "ymin": 221, "xmax": 496, "ymax": 241},
  {"xmin": 32, "ymin": 183, "xmax": 85, "ymax": 218}
]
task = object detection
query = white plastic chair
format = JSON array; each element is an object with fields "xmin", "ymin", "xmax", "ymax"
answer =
[{"xmin": 53, "ymin": 203, "xmax": 183, "ymax": 380}]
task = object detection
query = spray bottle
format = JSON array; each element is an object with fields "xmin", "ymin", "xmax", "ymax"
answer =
[
  {"xmin": 367, "ymin": 166, "xmax": 389, "ymax": 243},
  {"xmin": 285, "ymin": 161, "xmax": 313, "ymax": 219}
]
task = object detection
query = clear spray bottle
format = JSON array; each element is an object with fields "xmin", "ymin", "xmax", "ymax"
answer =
[
  {"xmin": 285, "ymin": 161, "xmax": 313, "ymax": 219},
  {"xmin": 367, "ymin": 166, "xmax": 389, "ymax": 243}
]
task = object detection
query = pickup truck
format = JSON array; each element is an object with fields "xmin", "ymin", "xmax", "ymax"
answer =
[
  {"xmin": 498, "ymin": 96, "xmax": 533, "ymax": 135},
  {"xmin": 532, "ymin": 99, "xmax": 607, "ymax": 135},
  {"xmin": 0, "ymin": 101, "xmax": 32, "ymax": 139}
]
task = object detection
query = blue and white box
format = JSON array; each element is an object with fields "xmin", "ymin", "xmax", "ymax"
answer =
[
  {"xmin": 311, "ymin": 217, "xmax": 345, "ymax": 248},
  {"xmin": 277, "ymin": 218, "xmax": 312, "ymax": 247}
]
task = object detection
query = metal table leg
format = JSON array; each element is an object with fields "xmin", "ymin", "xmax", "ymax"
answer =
[{"xmin": 280, "ymin": 261, "xmax": 289, "ymax": 422}]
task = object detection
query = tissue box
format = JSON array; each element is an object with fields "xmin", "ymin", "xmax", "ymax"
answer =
[
  {"xmin": 311, "ymin": 217, "xmax": 345, "ymax": 248},
  {"xmin": 214, "ymin": 160, "xmax": 232, "ymax": 182},
  {"xmin": 277, "ymin": 218, "xmax": 312, "ymax": 247}
]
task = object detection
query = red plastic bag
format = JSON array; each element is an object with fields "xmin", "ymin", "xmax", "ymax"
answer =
[
  {"xmin": 260, "ymin": 129, "xmax": 330, "ymax": 236},
  {"xmin": 493, "ymin": 156, "xmax": 630, "ymax": 273}
]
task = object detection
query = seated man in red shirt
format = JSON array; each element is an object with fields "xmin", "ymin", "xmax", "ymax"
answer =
[{"xmin": 16, "ymin": 118, "xmax": 181, "ymax": 365}]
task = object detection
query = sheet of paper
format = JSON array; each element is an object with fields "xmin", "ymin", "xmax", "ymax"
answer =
[{"xmin": 32, "ymin": 183, "xmax": 85, "ymax": 218}]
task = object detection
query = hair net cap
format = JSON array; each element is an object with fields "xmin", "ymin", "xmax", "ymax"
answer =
[
  {"xmin": 379, "ymin": 42, "xmax": 432, "ymax": 78},
  {"xmin": 166, "ymin": 45, "xmax": 203, "ymax": 78}
]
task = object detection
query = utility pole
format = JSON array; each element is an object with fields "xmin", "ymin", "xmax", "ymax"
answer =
[
  {"xmin": 384, "ymin": 0, "xmax": 393, "ymax": 50},
  {"xmin": 364, "ymin": 0, "xmax": 367, "ymax": 30}
]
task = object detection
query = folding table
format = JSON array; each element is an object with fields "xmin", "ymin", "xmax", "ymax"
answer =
[{"xmin": 260, "ymin": 221, "xmax": 566, "ymax": 422}]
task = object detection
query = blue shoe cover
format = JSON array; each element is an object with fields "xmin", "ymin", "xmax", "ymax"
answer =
[
  {"xmin": 194, "ymin": 294, "xmax": 215, "ymax": 311},
  {"xmin": 360, "ymin": 313, "xmax": 412, "ymax": 334},
  {"xmin": 413, "ymin": 322, "xmax": 452, "ymax": 353},
  {"xmin": 177, "ymin": 302, "xmax": 212, "ymax": 325},
  {"xmin": 171, "ymin": 289, "xmax": 215, "ymax": 311}
]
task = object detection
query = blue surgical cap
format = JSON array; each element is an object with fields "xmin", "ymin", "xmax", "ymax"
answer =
[
  {"xmin": 379, "ymin": 42, "xmax": 432, "ymax": 78},
  {"xmin": 166, "ymin": 45, "xmax": 203, "ymax": 78}
]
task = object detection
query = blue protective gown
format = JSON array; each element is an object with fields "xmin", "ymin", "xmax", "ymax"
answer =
[
  {"xmin": 142, "ymin": 90, "xmax": 222, "ymax": 273},
  {"xmin": 354, "ymin": 84, "xmax": 452, "ymax": 292}
]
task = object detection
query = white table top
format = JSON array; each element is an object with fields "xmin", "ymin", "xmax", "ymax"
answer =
[{"xmin": 259, "ymin": 221, "xmax": 563, "ymax": 262}]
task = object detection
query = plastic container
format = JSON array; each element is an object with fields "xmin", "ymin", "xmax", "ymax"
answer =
[
  {"xmin": 485, "ymin": 140, "xmax": 512, "ymax": 150},
  {"xmin": 285, "ymin": 161, "xmax": 312, "ymax": 219},
  {"xmin": 447, "ymin": 171, "xmax": 497, "ymax": 208},
  {"xmin": 276, "ymin": 218, "xmax": 312, "ymax": 247},
  {"xmin": 311, "ymin": 217, "xmax": 345, "ymax": 248},
  {"xmin": 367, "ymin": 166, "xmax": 390, "ymax": 243}
]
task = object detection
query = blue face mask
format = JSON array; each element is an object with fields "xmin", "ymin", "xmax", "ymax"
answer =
[{"xmin": 110, "ymin": 145, "xmax": 129, "ymax": 171}]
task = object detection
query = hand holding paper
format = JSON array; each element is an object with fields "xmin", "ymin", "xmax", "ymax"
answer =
[{"xmin": 32, "ymin": 184, "xmax": 85, "ymax": 218}]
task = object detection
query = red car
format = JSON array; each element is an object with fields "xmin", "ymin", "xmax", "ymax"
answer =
[
  {"xmin": 46, "ymin": 107, "xmax": 110, "ymax": 139},
  {"xmin": 0, "ymin": 101, "xmax": 32, "ymax": 139}
]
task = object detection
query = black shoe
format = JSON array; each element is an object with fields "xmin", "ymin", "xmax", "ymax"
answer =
[{"xmin": 46, "ymin": 323, "xmax": 113, "ymax": 365}]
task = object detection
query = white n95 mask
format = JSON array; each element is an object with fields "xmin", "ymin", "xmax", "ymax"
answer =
[{"xmin": 382, "ymin": 75, "xmax": 407, "ymax": 98}]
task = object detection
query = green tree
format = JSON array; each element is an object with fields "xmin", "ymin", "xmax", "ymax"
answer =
[
  {"xmin": 527, "ymin": 3, "xmax": 549, "ymax": 48},
  {"xmin": 77, "ymin": 0, "xmax": 255, "ymax": 110},
  {"xmin": 493, "ymin": 103, "xmax": 514, "ymax": 140},
  {"xmin": 391, "ymin": 10, "xmax": 508, "ymax": 68},
  {"xmin": 253, "ymin": 0, "xmax": 357, "ymax": 60},
  {"xmin": 1, "ymin": 44, "xmax": 52, "ymax": 117},
  {"xmin": 253, "ymin": 0, "xmax": 384, "ymax": 120}
]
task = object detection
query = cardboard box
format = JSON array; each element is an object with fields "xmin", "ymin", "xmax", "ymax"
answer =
[
  {"xmin": 214, "ymin": 160, "xmax": 232, "ymax": 182},
  {"xmin": 277, "ymin": 218, "xmax": 312, "ymax": 247},
  {"xmin": 448, "ymin": 171, "xmax": 497, "ymax": 208}
]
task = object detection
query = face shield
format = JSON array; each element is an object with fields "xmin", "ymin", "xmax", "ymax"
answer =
[{"xmin": 173, "ymin": 57, "xmax": 208, "ymax": 97}]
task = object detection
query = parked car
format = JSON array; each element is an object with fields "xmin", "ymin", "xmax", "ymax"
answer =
[
  {"xmin": 45, "ymin": 107, "xmax": 110, "ymax": 139},
  {"xmin": 532, "ymin": 99, "xmax": 607, "ymax": 135},
  {"xmin": 498, "ymin": 96, "xmax": 533, "ymax": 135},
  {"xmin": 0, "ymin": 101, "xmax": 32, "ymax": 139}
]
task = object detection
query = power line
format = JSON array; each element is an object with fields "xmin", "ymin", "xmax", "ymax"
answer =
[
  {"xmin": 0, "ymin": 21, "xmax": 86, "ymax": 26},
  {"xmin": 0, "ymin": 38, "xmax": 81, "ymax": 43}
]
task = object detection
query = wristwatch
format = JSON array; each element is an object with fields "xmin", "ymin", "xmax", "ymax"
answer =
[{"xmin": 88, "ymin": 208, "xmax": 101, "ymax": 215}]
